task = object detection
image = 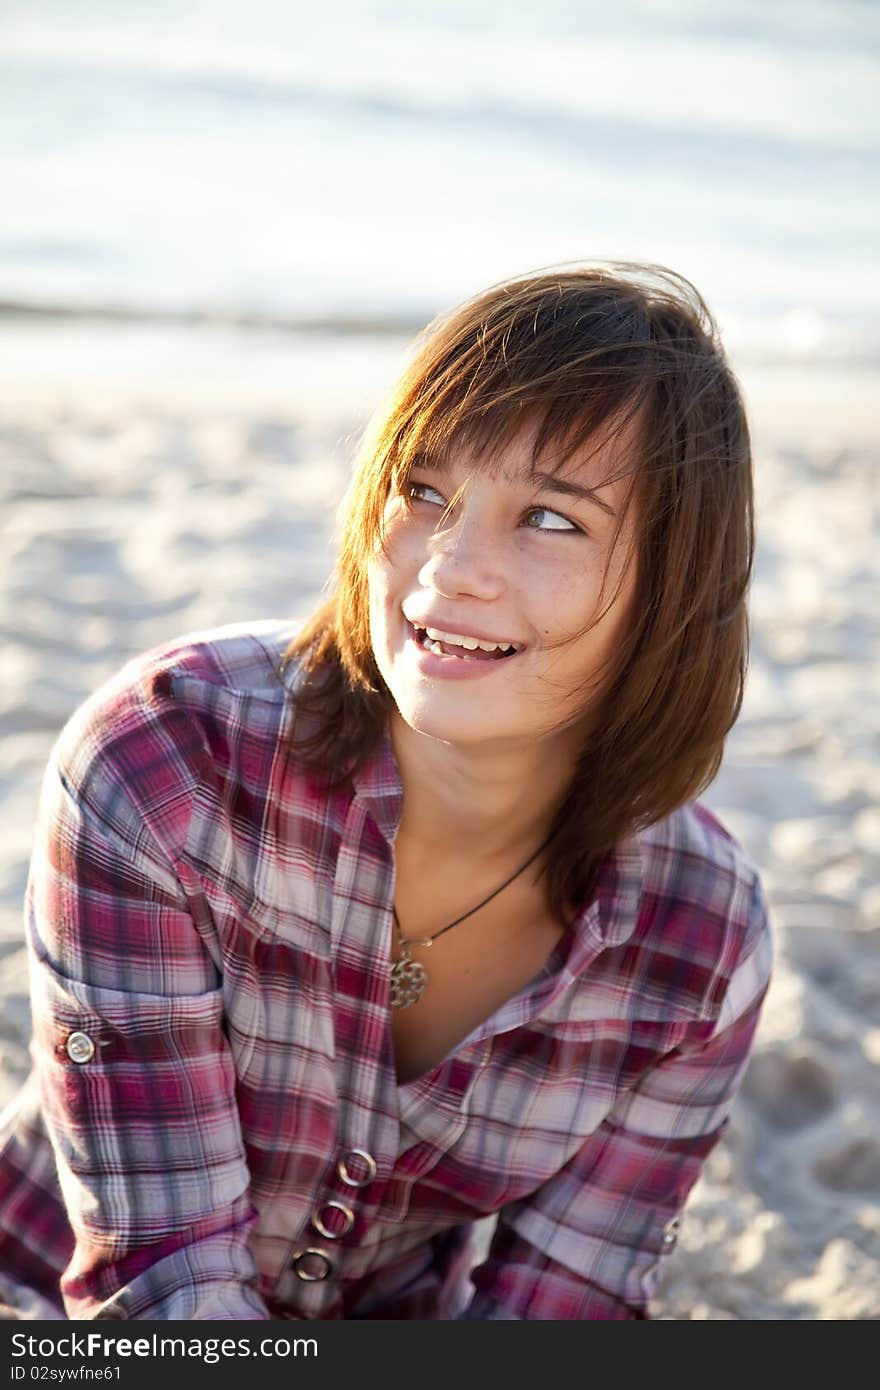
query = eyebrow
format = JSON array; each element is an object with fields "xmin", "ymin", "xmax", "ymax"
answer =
[
  {"xmin": 418, "ymin": 455, "xmax": 618, "ymax": 519},
  {"xmin": 528, "ymin": 469, "xmax": 618, "ymax": 519}
]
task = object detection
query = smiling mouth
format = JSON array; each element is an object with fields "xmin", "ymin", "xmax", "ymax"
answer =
[{"xmin": 408, "ymin": 621, "xmax": 522, "ymax": 662}]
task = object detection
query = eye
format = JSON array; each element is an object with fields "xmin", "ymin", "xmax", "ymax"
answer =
[
  {"xmin": 407, "ymin": 481, "xmax": 446, "ymax": 507},
  {"xmin": 522, "ymin": 506, "xmax": 580, "ymax": 533}
]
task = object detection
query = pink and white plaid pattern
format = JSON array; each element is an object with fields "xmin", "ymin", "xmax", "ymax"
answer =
[{"xmin": 0, "ymin": 621, "xmax": 771, "ymax": 1320}]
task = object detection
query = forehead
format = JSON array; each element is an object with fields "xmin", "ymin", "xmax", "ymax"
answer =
[{"xmin": 419, "ymin": 410, "xmax": 642, "ymax": 500}]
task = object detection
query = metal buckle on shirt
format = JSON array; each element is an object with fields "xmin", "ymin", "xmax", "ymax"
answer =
[
  {"xmin": 336, "ymin": 1148, "xmax": 378, "ymax": 1187},
  {"xmin": 311, "ymin": 1201, "xmax": 355, "ymax": 1239},
  {"xmin": 291, "ymin": 1247, "xmax": 334, "ymax": 1281}
]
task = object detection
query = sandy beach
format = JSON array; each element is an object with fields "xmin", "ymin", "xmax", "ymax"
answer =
[{"xmin": 0, "ymin": 333, "xmax": 878, "ymax": 1319}]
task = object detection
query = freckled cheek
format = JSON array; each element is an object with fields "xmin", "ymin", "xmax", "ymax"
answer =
[
  {"xmin": 366, "ymin": 561, "xmax": 394, "ymax": 655},
  {"xmin": 539, "ymin": 565, "xmax": 605, "ymax": 637},
  {"xmin": 375, "ymin": 511, "xmax": 420, "ymax": 573},
  {"xmin": 367, "ymin": 545, "xmax": 414, "ymax": 655}
]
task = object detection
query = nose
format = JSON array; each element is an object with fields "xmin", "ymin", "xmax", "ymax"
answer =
[{"xmin": 417, "ymin": 506, "xmax": 507, "ymax": 602}]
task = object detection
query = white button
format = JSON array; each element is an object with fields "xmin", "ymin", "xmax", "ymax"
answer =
[
  {"xmin": 66, "ymin": 1032, "xmax": 95, "ymax": 1064},
  {"xmin": 662, "ymin": 1217, "xmax": 680, "ymax": 1248},
  {"xmin": 337, "ymin": 1149, "xmax": 377, "ymax": 1187},
  {"xmin": 291, "ymin": 1248, "xmax": 333, "ymax": 1281}
]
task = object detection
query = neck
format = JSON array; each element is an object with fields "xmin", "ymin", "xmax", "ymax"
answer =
[{"xmin": 388, "ymin": 709, "xmax": 580, "ymax": 867}]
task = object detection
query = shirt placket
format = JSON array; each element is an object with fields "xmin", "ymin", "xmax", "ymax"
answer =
[{"xmin": 283, "ymin": 797, "xmax": 403, "ymax": 1314}]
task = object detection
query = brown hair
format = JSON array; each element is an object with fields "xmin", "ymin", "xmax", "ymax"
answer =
[{"xmin": 282, "ymin": 262, "xmax": 754, "ymax": 918}]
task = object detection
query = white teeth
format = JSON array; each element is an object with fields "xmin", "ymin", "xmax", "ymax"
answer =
[{"xmin": 422, "ymin": 624, "xmax": 517, "ymax": 653}]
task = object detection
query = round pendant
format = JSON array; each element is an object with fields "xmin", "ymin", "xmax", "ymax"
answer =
[{"xmin": 390, "ymin": 957, "xmax": 428, "ymax": 1009}]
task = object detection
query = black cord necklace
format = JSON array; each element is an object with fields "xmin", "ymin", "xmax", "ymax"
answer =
[{"xmin": 389, "ymin": 831, "xmax": 555, "ymax": 1009}]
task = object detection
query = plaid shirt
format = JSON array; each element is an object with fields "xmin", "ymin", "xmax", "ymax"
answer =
[{"xmin": 0, "ymin": 621, "xmax": 772, "ymax": 1321}]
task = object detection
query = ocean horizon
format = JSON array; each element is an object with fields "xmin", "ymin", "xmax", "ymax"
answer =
[{"xmin": 1, "ymin": 0, "xmax": 878, "ymax": 369}]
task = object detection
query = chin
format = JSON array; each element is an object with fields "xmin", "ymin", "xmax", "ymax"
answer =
[{"xmin": 391, "ymin": 692, "xmax": 515, "ymax": 747}]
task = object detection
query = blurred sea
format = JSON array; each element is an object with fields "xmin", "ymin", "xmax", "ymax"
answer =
[{"xmin": 1, "ymin": 0, "xmax": 878, "ymax": 372}]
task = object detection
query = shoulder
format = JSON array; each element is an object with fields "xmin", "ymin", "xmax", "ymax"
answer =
[
  {"xmin": 50, "ymin": 619, "xmax": 304, "ymax": 851},
  {"xmin": 139, "ymin": 617, "xmax": 305, "ymax": 701},
  {"xmin": 639, "ymin": 798, "xmax": 757, "ymax": 892},
  {"xmin": 631, "ymin": 801, "xmax": 772, "ymax": 1020},
  {"xmin": 637, "ymin": 801, "xmax": 765, "ymax": 921}
]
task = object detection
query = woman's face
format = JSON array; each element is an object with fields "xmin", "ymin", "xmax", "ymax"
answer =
[{"xmin": 367, "ymin": 421, "xmax": 639, "ymax": 755}]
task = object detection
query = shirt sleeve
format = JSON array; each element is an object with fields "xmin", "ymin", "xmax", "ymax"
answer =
[
  {"xmin": 460, "ymin": 880, "xmax": 773, "ymax": 1320},
  {"xmin": 24, "ymin": 671, "xmax": 270, "ymax": 1320}
]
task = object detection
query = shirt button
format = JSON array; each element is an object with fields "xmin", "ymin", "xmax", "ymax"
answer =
[
  {"xmin": 291, "ymin": 1248, "xmax": 333, "ymax": 1282},
  {"xmin": 66, "ymin": 1032, "xmax": 96, "ymax": 1064},
  {"xmin": 311, "ymin": 1201, "xmax": 355, "ymax": 1240},
  {"xmin": 336, "ymin": 1148, "xmax": 377, "ymax": 1187},
  {"xmin": 662, "ymin": 1217, "xmax": 681, "ymax": 1248}
]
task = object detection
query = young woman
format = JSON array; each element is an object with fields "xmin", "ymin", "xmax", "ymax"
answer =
[{"xmin": 0, "ymin": 263, "xmax": 771, "ymax": 1320}]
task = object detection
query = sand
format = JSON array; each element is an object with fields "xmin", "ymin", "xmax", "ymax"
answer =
[{"xmin": 0, "ymin": 340, "xmax": 878, "ymax": 1319}]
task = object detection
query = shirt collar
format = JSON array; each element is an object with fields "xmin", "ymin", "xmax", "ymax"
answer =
[
  {"xmin": 582, "ymin": 829, "xmax": 644, "ymax": 948},
  {"xmin": 352, "ymin": 718, "xmax": 644, "ymax": 951},
  {"xmin": 350, "ymin": 718, "xmax": 404, "ymax": 847}
]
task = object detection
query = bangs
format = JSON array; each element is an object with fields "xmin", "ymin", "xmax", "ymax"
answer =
[
  {"xmin": 394, "ymin": 392, "xmax": 647, "ymax": 496},
  {"xmin": 364, "ymin": 261, "xmax": 731, "ymax": 526}
]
